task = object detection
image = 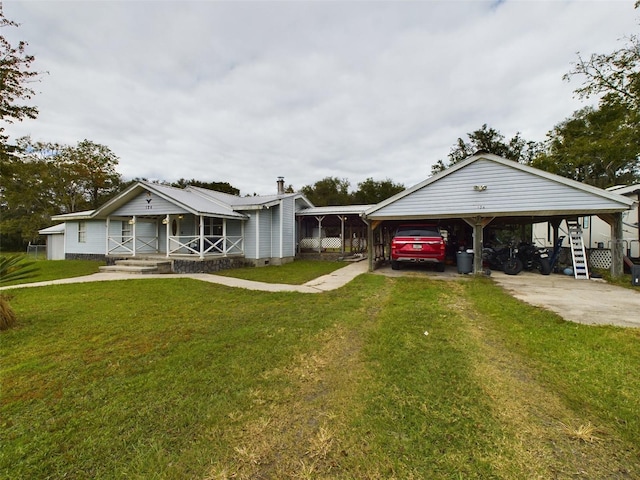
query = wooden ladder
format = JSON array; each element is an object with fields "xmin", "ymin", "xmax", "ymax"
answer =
[{"xmin": 566, "ymin": 219, "xmax": 589, "ymax": 280}]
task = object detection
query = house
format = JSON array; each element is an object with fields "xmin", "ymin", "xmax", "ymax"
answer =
[
  {"xmin": 43, "ymin": 179, "xmax": 313, "ymax": 272},
  {"xmin": 363, "ymin": 153, "xmax": 636, "ymax": 276}
]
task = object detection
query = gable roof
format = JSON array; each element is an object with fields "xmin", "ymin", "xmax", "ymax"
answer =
[
  {"xmin": 187, "ymin": 186, "xmax": 313, "ymax": 211},
  {"xmin": 365, "ymin": 153, "xmax": 635, "ymax": 221},
  {"xmin": 52, "ymin": 181, "xmax": 315, "ymax": 222}
]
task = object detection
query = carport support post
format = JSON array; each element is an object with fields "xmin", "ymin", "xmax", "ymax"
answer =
[
  {"xmin": 463, "ymin": 216, "xmax": 494, "ymax": 274},
  {"xmin": 598, "ymin": 212, "xmax": 624, "ymax": 278}
]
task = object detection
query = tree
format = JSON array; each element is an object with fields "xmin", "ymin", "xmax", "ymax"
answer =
[
  {"xmin": 0, "ymin": 6, "xmax": 41, "ymax": 156},
  {"xmin": 0, "ymin": 137, "xmax": 123, "ymax": 246},
  {"xmin": 564, "ymin": 31, "xmax": 640, "ymax": 113},
  {"xmin": 301, "ymin": 177, "xmax": 351, "ymax": 206},
  {"xmin": 172, "ymin": 178, "xmax": 240, "ymax": 195},
  {"xmin": 351, "ymin": 177, "xmax": 404, "ymax": 204},
  {"xmin": 539, "ymin": 3, "xmax": 640, "ymax": 187},
  {"xmin": 432, "ymin": 124, "xmax": 540, "ymax": 174},
  {"xmin": 61, "ymin": 139, "xmax": 122, "ymax": 208},
  {"xmin": 0, "ymin": 139, "xmax": 62, "ymax": 247},
  {"xmin": 532, "ymin": 104, "xmax": 640, "ymax": 188}
]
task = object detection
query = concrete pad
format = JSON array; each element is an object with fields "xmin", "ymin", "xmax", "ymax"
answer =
[{"xmin": 490, "ymin": 271, "xmax": 640, "ymax": 328}]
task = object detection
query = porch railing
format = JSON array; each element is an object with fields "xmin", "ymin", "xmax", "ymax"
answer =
[
  {"xmin": 108, "ymin": 235, "xmax": 158, "ymax": 255},
  {"xmin": 168, "ymin": 235, "xmax": 243, "ymax": 256}
]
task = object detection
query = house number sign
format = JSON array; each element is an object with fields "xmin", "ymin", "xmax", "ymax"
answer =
[{"xmin": 146, "ymin": 192, "xmax": 153, "ymax": 210}]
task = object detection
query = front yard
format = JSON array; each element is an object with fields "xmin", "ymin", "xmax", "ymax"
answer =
[{"xmin": 1, "ymin": 265, "xmax": 639, "ymax": 478}]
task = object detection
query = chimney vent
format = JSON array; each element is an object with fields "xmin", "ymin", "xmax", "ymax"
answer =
[{"xmin": 277, "ymin": 176, "xmax": 285, "ymax": 195}]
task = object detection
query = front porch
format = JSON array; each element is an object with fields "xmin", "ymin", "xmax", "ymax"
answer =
[{"xmin": 106, "ymin": 214, "xmax": 245, "ymax": 259}]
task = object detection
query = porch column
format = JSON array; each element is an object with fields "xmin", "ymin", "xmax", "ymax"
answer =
[
  {"xmin": 105, "ymin": 217, "xmax": 110, "ymax": 255},
  {"xmin": 199, "ymin": 215, "xmax": 205, "ymax": 259},
  {"xmin": 339, "ymin": 215, "xmax": 345, "ymax": 256},
  {"xmin": 223, "ymin": 218, "xmax": 227, "ymax": 255},
  {"xmin": 315, "ymin": 216, "xmax": 325, "ymax": 253},
  {"xmin": 131, "ymin": 216, "xmax": 137, "ymax": 256},
  {"xmin": 165, "ymin": 215, "xmax": 170, "ymax": 257}
]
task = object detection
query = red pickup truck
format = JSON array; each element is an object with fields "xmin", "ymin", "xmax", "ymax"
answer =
[{"xmin": 390, "ymin": 224, "xmax": 446, "ymax": 271}]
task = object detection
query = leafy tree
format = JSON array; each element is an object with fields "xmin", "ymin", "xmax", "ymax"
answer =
[
  {"xmin": 564, "ymin": 30, "xmax": 640, "ymax": 113},
  {"xmin": 172, "ymin": 178, "xmax": 240, "ymax": 195},
  {"xmin": 0, "ymin": 140, "xmax": 61, "ymax": 247},
  {"xmin": 61, "ymin": 139, "xmax": 121, "ymax": 208},
  {"xmin": 351, "ymin": 177, "xmax": 404, "ymax": 204},
  {"xmin": 432, "ymin": 124, "xmax": 540, "ymax": 174},
  {"xmin": 0, "ymin": 6, "xmax": 42, "ymax": 157},
  {"xmin": 300, "ymin": 177, "xmax": 351, "ymax": 206},
  {"xmin": 532, "ymin": 104, "xmax": 640, "ymax": 188},
  {"xmin": 1, "ymin": 138, "xmax": 122, "ymax": 246},
  {"xmin": 538, "ymin": 3, "xmax": 640, "ymax": 188}
]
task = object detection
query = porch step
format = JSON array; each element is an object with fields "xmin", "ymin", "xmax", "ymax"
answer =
[{"xmin": 99, "ymin": 259, "xmax": 172, "ymax": 274}]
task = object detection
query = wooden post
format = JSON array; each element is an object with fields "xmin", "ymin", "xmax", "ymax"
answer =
[{"xmin": 597, "ymin": 212, "xmax": 624, "ymax": 278}]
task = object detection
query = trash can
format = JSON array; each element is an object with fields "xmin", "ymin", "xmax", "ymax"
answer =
[
  {"xmin": 632, "ymin": 265, "xmax": 640, "ymax": 287},
  {"xmin": 456, "ymin": 250, "xmax": 474, "ymax": 274}
]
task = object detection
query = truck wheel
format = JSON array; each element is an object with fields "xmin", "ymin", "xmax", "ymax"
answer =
[{"xmin": 391, "ymin": 261, "xmax": 400, "ymax": 270}]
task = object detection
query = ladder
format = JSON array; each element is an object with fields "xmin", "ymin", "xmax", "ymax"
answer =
[{"xmin": 566, "ymin": 219, "xmax": 589, "ymax": 280}]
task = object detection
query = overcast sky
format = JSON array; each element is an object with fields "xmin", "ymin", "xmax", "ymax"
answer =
[{"xmin": 3, "ymin": 0, "xmax": 638, "ymax": 195}]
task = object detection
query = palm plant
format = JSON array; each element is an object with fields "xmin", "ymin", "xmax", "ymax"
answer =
[{"xmin": 1, "ymin": 254, "xmax": 37, "ymax": 330}]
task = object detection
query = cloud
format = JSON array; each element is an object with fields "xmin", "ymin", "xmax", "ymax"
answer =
[{"xmin": 3, "ymin": 1, "xmax": 638, "ymax": 195}]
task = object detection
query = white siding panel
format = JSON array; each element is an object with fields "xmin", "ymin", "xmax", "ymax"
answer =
[
  {"xmin": 259, "ymin": 208, "xmax": 272, "ymax": 258},
  {"xmin": 270, "ymin": 205, "xmax": 281, "ymax": 257},
  {"xmin": 112, "ymin": 191, "xmax": 189, "ymax": 216},
  {"xmin": 282, "ymin": 198, "xmax": 295, "ymax": 257},
  {"xmin": 244, "ymin": 213, "xmax": 257, "ymax": 259},
  {"xmin": 373, "ymin": 160, "xmax": 629, "ymax": 218},
  {"xmin": 66, "ymin": 220, "xmax": 106, "ymax": 254}
]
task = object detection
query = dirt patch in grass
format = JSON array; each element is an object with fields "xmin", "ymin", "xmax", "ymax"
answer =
[
  {"xmin": 204, "ymin": 321, "xmax": 372, "ymax": 479},
  {"xmin": 446, "ymin": 283, "xmax": 640, "ymax": 479}
]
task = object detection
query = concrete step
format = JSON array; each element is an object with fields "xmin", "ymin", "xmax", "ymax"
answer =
[{"xmin": 100, "ymin": 259, "xmax": 172, "ymax": 274}]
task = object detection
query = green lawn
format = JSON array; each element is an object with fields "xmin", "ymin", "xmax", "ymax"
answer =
[
  {"xmin": 0, "ymin": 258, "xmax": 102, "ymax": 286},
  {"xmin": 213, "ymin": 259, "xmax": 346, "ymax": 284},
  {"xmin": 1, "ymin": 271, "xmax": 639, "ymax": 479}
]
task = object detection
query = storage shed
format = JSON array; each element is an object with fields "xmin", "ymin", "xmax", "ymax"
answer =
[{"xmin": 364, "ymin": 153, "xmax": 636, "ymax": 277}]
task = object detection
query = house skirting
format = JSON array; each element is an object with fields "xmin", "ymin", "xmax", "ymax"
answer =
[
  {"xmin": 66, "ymin": 253, "xmax": 108, "ymax": 262},
  {"xmin": 172, "ymin": 257, "xmax": 250, "ymax": 273}
]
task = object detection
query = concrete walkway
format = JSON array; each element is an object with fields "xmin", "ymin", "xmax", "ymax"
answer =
[{"xmin": 0, "ymin": 260, "xmax": 370, "ymax": 294}]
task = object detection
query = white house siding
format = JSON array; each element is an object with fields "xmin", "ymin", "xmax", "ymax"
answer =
[
  {"xmin": 259, "ymin": 208, "xmax": 273, "ymax": 260},
  {"xmin": 270, "ymin": 204, "xmax": 281, "ymax": 258},
  {"xmin": 282, "ymin": 197, "xmax": 296, "ymax": 257},
  {"xmin": 47, "ymin": 234, "xmax": 65, "ymax": 260},
  {"xmin": 243, "ymin": 212, "xmax": 258, "ymax": 259},
  {"xmin": 111, "ymin": 191, "xmax": 189, "ymax": 216},
  {"xmin": 373, "ymin": 159, "xmax": 628, "ymax": 219},
  {"xmin": 65, "ymin": 220, "xmax": 106, "ymax": 255}
]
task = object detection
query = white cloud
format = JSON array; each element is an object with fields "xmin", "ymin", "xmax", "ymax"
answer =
[{"xmin": 3, "ymin": 0, "xmax": 638, "ymax": 195}]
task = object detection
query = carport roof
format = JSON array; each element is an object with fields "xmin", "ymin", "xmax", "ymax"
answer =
[{"xmin": 364, "ymin": 153, "xmax": 636, "ymax": 221}]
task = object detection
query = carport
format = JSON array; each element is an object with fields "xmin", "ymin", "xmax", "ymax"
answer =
[{"xmin": 363, "ymin": 153, "xmax": 636, "ymax": 278}]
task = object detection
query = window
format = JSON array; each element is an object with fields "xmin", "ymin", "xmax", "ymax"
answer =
[
  {"xmin": 122, "ymin": 221, "xmax": 132, "ymax": 242},
  {"xmin": 78, "ymin": 221, "xmax": 86, "ymax": 243},
  {"xmin": 204, "ymin": 217, "xmax": 223, "ymax": 236}
]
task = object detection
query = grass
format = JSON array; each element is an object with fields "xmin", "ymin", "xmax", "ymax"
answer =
[
  {"xmin": 2, "ymin": 271, "xmax": 639, "ymax": 479},
  {"xmin": 213, "ymin": 259, "xmax": 347, "ymax": 284},
  {"xmin": 0, "ymin": 259, "xmax": 102, "ymax": 286}
]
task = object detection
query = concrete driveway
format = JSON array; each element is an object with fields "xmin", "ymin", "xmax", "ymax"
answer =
[{"xmin": 373, "ymin": 264, "xmax": 640, "ymax": 328}]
